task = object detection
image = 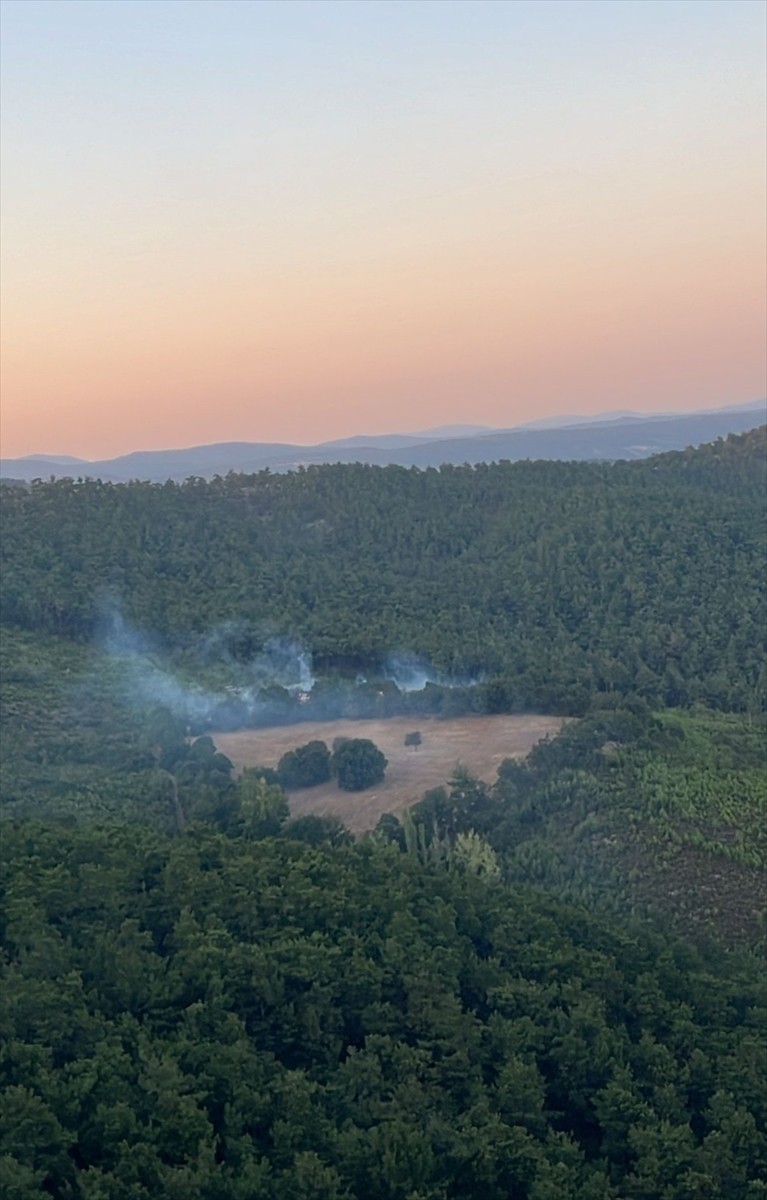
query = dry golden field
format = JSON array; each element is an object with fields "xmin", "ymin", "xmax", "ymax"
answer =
[{"xmin": 213, "ymin": 713, "xmax": 565, "ymax": 834}]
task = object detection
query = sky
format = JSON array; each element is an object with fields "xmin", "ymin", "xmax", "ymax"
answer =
[{"xmin": 1, "ymin": 0, "xmax": 765, "ymax": 459}]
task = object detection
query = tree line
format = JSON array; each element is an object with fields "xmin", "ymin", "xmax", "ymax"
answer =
[{"xmin": 1, "ymin": 427, "xmax": 764, "ymax": 715}]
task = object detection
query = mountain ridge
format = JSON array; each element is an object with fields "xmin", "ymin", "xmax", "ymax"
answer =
[{"xmin": 2, "ymin": 400, "xmax": 764, "ymax": 483}]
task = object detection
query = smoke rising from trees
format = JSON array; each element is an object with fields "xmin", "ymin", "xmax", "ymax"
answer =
[{"xmin": 91, "ymin": 605, "xmax": 481, "ymax": 732}]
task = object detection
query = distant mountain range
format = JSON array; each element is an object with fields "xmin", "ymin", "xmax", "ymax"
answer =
[{"xmin": 2, "ymin": 400, "xmax": 764, "ymax": 484}]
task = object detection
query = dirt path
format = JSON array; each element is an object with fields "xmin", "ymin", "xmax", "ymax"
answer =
[{"xmin": 213, "ymin": 713, "xmax": 564, "ymax": 834}]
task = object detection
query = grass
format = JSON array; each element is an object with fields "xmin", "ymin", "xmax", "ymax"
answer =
[{"xmin": 213, "ymin": 713, "xmax": 565, "ymax": 834}]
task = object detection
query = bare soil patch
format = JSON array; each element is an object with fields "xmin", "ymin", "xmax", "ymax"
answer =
[{"xmin": 213, "ymin": 714, "xmax": 565, "ymax": 834}]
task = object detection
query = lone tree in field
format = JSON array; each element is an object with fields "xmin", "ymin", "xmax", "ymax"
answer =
[
  {"xmin": 331, "ymin": 738, "xmax": 387, "ymax": 792},
  {"xmin": 404, "ymin": 730, "xmax": 422, "ymax": 750}
]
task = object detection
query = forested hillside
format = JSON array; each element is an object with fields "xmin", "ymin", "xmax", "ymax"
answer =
[
  {"xmin": 1, "ymin": 427, "xmax": 765, "ymax": 714},
  {"xmin": 385, "ymin": 703, "xmax": 767, "ymax": 950},
  {"xmin": 1, "ymin": 430, "xmax": 766, "ymax": 1197},
  {"xmin": 2, "ymin": 823, "xmax": 766, "ymax": 1199}
]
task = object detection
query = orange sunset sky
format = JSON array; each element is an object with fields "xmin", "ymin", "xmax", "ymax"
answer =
[{"xmin": 1, "ymin": 0, "xmax": 765, "ymax": 460}]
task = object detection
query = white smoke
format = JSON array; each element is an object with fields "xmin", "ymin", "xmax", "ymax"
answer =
[
  {"xmin": 384, "ymin": 652, "xmax": 440, "ymax": 692},
  {"xmin": 91, "ymin": 603, "xmax": 481, "ymax": 732},
  {"xmin": 95, "ymin": 603, "xmax": 315, "ymax": 727},
  {"xmin": 250, "ymin": 636, "xmax": 315, "ymax": 693},
  {"xmin": 384, "ymin": 651, "xmax": 485, "ymax": 692}
]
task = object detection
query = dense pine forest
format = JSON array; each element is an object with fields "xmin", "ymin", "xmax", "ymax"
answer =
[
  {"xmin": 2, "ymin": 427, "xmax": 765, "ymax": 712},
  {"xmin": 1, "ymin": 428, "xmax": 766, "ymax": 1197}
]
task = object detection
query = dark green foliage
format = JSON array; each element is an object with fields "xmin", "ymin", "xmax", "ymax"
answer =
[
  {"xmin": 226, "ymin": 771, "xmax": 290, "ymax": 839},
  {"xmin": 400, "ymin": 707, "xmax": 767, "ymax": 949},
  {"xmin": 1, "ymin": 432, "xmax": 766, "ymax": 1196},
  {"xmin": 375, "ymin": 812, "xmax": 407, "ymax": 850},
  {"xmin": 404, "ymin": 730, "xmax": 422, "ymax": 748},
  {"xmin": 330, "ymin": 738, "xmax": 387, "ymax": 791},
  {"xmin": 0, "ymin": 824, "xmax": 765, "ymax": 1198},
  {"xmin": 283, "ymin": 814, "xmax": 353, "ymax": 847},
  {"xmin": 237, "ymin": 762, "xmax": 281, "ymax": 786},
  {"xmin": 0, "ymin": 627, "xmax": 249, "ymax": 832},
  {"xmin": 1, "ymin": 428, "xmax": 764, "ymax": 714},
  {"xmin": 278, "ymin": 739, "xmax": 332, "ymax": 789}
]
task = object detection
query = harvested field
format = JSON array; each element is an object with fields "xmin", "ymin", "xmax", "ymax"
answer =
[{"xmin": 213, "ymin": 713, "xmax": 565, "ymax": 834}]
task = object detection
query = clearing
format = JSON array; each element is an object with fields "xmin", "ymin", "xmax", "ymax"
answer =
[{"xmin": 213, "ymin": 713, "xmax": 565, "ymax": 833}]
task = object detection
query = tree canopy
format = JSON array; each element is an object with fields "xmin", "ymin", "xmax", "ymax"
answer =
[
  {"xmin": 331, "ymin": 738, "xmax": 387, "ymax": 791},
  {"xmin": 1, "ymin": 430, "xmax": 765, "ymax": 1197},
  {"xmin": 0, "ymin": 821, "xmax": 765, "ymax": 1199},
  {"xmin": 278, "ymin": 740, "xmax": 332, "ymax": 789},
  {"xmin": 1, "ymin": 428, "xmax": 764, "ymax": 715}
]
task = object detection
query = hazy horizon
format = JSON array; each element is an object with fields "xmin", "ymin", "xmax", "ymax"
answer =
[
  {"xmin": 1, "ymin": 0, "xmax": 765, "ymax": 459},
  {"xmin": 3, "ymin": 395, "xmax": 765, "ymax": 463}
]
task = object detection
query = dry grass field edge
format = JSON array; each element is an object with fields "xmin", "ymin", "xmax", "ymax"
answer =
[{"xmin": 213, "ymin": 713, "xmax": 565, "ymax": 834}]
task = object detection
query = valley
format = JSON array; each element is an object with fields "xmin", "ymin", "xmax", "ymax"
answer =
[{"xmin": 1, "ymin": 431, "xmax": 765, "ymax": 1197}]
